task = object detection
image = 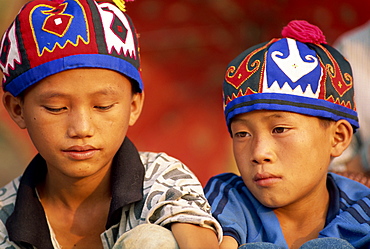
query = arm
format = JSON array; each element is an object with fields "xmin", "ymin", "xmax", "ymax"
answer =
[
  {"xmin": 171, "ymin": 223, "xmax": 219, "ymax": 249},
  {"xmin": 219, "ymin": 236, "xmax": 238, "ymax": 249},
  {"xmin": 141, "ymin": 152, "xmax": 222, "ymax": 243}
]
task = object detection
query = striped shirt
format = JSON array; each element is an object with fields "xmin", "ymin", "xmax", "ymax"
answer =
[
  {"xmin": 0, "ymin": 138, "xmax": 222, "ymax": 248},
  {"xmin": 204, "ymin": 172, "xmax": 370, "ymax": 248}
]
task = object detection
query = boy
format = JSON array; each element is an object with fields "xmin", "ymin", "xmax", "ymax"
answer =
[
  {"xmin": 0, "ymin": 0, "xmax": 221, "ymax": 248},
  {"xmin": 204, "ymin": 20, "xmax": 370, "ymax": 249}
]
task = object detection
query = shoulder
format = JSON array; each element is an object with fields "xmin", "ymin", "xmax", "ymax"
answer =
[
  {"xmin": 321, "ymin": 173, "xmax": 370, "ymax": 247},
  {"xmin": 329, "ymin": 172, "xmax": 370, "ymax": 200},
  {"xmin": 204, "ymin": 173, "xmax": 252, "ymax": 212},
  {"xmin": 0, "ymin": 177, "xmax": 21, "ymax": 209},
  {"xmin": 0, "ymin": 177, "xmax": 21, "ymax": 231},
  {"xmin": 204, "ymin": 173, "xmax": 245, "ymax": 196},
  {"xmin": 206, "ymin": 172, "xmax": 243, "ymax": 184},
  {"xmin": 139, "ymin": 151, "xmax": 182, "ymax": 168},
  {"xmin": 139, "ymin": 151, "xmax": 193, "ymax": 177},
  {"xmin": 138, "ymin": 151, "xmax": 202, "ymax": 190},
  {"xmin": 329, "ymin": 173, "xmax": 370, "ymax": 217}
]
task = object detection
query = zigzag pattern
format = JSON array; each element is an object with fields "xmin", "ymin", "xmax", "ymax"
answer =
[
  {"xmin": 224, "ymin": 87, "xmax": 256, "ymax": 106},
  {"xmin": 325, "ymin": 95, "xmax": 354, "ymax": 110}
]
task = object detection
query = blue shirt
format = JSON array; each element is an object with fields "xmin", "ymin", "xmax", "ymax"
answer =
[{"xmin": 204, "ymin": 172, "xmax": 370, "ymax": 248}]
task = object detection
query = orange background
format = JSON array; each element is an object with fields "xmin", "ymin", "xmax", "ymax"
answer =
[{"xmin": 0, "ymin": 0, "xmax": 368, "ymax": 186}]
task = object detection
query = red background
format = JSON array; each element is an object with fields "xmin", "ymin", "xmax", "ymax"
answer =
[{"xmin": 0, "ymin": 0, "xmax": 368, "ymax": 186}]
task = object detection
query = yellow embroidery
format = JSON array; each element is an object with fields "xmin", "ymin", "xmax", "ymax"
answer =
[{"xmin": 112, "ymin": 0, "xmax": 127, "ymax": 12}]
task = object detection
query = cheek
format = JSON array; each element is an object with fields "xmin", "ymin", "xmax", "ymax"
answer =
[
  {"xmin": 233, "ymin": 146, "xmax": 252, "ymax": 176},
  {"xmin": 23, "ymin": 111, "xmax": 64, "ymax": 146},
  {"xmin": 233, "ymin": 144, "xmax": 245, "ymax": 165},
  {"xmin": 98, "ymin": 113, "xmax": 130, "ymax": 138},
  {"xmin": 27, "ymin": 124, "xmax": 61, "ymax": 156}
]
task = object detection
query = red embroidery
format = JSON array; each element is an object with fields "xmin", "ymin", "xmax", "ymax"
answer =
[
  {"xmin": 225, "ymin": 55, "xmax": 260, "ymax": 90},
  {"xmin": 317, "ymin": 44, "xmax": 352, "ymax": 98},
  {"xmin": 42, "ymin": 4, "xmax": 73, "ymax": 37},
  {"xmin": 225, "ymin": 39, "xmax": 276, "ymax": 90},
  {"xmin": 224, "ymin": 87, "xmax": 257, "ymax": 106},
  {"xmin": 325, "ymin": 95, "xmax": 353, "ymax": 110}
]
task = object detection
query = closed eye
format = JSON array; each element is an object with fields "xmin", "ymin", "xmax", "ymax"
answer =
[
  {"xmin": 94, "ymin": 104, "xmax": 115, "ymax": 111},
  {"xmin": 43, "ymin": 106, "xmax": 67, "ymax": 113}
]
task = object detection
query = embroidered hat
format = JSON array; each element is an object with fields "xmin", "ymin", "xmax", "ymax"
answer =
[
  {"xmin": 223, "ymin": 20, "xmax": 359, "ymax": 132},
  {"xmin": 0, "ymin": 0, "xmax": 142, "ymax": 97}
]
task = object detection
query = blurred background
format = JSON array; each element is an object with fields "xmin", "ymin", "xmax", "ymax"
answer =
[{"xmin": 0, "ymin": 0, "xmax": 368, "ymax": 186}]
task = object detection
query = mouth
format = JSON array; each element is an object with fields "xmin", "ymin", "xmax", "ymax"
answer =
[
  {"xmin": 253, "ymin": 172, "xmax": 282, "ymax": 187},
  {"xmin": 62, "ymin": 145, "xmax": 100, "ymax": 160}
]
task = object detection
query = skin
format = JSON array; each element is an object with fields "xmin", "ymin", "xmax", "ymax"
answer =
[
  {"xmin": 220, "ymin": 110, "xmax": 352, "ymax": 249},
  {"xmin": 3, "ymin": 68, "xmax": 218, "ymax": 249}
]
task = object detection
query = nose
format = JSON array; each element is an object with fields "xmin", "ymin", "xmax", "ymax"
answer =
[
  {"xmin": 66, "ymin": 108, "xmax": 94, "ymax": 139},
  {"xmin": 250, "ymin": 135, "xmax": 276, "ymax": 165}
]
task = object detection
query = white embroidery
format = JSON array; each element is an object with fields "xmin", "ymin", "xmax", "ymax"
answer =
[
  {"xmin": 271, "ymin": 38, "xmax": 318, "ymax": 83},
  {"xmin": 96, "ymin": 2, "xmax": 136, "ymax": 59},
  {"xmin": 0, "ymin": 22, "xmax": 21, "ymax": 79}
]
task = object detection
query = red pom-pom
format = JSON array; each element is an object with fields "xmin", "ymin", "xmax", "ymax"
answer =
[{"xmin": 281, "ymin": 20, "xmax": 327, "ymax": 44}]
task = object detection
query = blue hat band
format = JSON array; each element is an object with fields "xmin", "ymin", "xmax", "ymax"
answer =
[
  {"xmin": 225, "ymin": 93, "xmax": 359, "ymax": 130},
  {"xmin": 5, "ymin": 54, "xmax": 143, "ymax": 96}
]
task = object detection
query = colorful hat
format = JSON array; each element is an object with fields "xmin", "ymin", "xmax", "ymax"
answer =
[
  {"xmin": 223, "ymin": 20, "xmax": 359, "ymax": 132},
  {"xmin": 0, "ymin": 0, "xmax": 142, "ymax": 96}
]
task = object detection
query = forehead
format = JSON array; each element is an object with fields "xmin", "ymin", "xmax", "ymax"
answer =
[
  {"xmin": 231, "ymin": 110, "xmax": 319, "ymax": 124},
  {"xmin": 23, "ymin": 68, "xmax": 132, "ymax": 98}
]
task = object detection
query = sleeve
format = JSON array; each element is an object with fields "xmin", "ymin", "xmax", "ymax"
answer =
[
  {"xmin": 0, "ymin": 179, "xmax": 22, "ymax": 249},
  {"xmin": 204, "ymin": 173, "xmax": 250, "ymax": 246},
  {"xmin": 0, "ymin": 231, "xmax": 21, "ymax": 249},
  {"xmin": 140, "ymin": 152, "xmax": 223, "ymax": 242}
]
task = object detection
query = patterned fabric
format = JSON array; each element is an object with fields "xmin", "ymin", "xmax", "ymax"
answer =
[
  {"xmin": 334, "ymin": 20, "xmax": 370, "ymax": 143},
  {"xmin": 223, "ymin": 20, "xmax": 358, "ymax": 133},
  {"xmin": 204, "ymin": 172, "xmax": 370, "ymax": 248},
  {"xmin": 0, "ymin": 0, "xmax": 143, "ymax": 96},
  {"xmin": 0, "ymin": 138, "xmax": 222, "ymax": 248}
]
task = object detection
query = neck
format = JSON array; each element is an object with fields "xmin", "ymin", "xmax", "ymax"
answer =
[
  {"xmin": 273, "ymin": 181, "xmax": 329, "ymax": 248},
  {"xmin": 38, "ymin": 165, "xmax": 112, "ymax": 210},
  {"xmin": 274, "ymin": 190, "xmax": 329, "ymax": 224}
]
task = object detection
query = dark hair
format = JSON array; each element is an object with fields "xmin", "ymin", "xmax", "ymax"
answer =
[{"xmin": 318, "ymin": 117, "xmax": 335, "ymax": 129}]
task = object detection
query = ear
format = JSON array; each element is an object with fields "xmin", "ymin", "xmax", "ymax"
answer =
[
  {"xmin": 2, "ymin": 91, "xmax": 27, "ymax": 129},
  {"xmin": 129, "ymin": 92, "xmax": 144, "ymax": 126},
  {"xmin": 330, "ymin": 119, "xmax": 353, "ymax": 157}
]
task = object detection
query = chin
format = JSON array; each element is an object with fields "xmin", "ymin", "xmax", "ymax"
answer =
[{"xmin": 253, "ymin": 194, "xmax": 286, "ymax": 209}]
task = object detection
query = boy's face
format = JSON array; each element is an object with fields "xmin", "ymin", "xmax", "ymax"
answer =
[
  {"xmin": 230, "ymin": 110, "xmax": 337, "ymax": 209},
  {"xmin": 7, "ymin": 68, "xmax": 143, "ymax": 180}
]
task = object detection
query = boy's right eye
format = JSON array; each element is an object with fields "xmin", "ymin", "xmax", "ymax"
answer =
[
  {"xmin": 43, "ymin": 106, "xmax": 67, "ymax": 113},
  {"xmin": 233, "ymin": 131, "xmax": 249, "ymax": 138}
]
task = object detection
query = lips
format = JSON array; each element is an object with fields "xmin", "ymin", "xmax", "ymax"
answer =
[
  {"xmin": 253, "ymin": 172, "xmax": 282, "ymax": 187},
  {"xmin": 62, "ymin": 145, "xmax": 100, "ymax": 160}
]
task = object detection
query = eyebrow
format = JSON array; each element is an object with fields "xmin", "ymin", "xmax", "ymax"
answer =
[
  {"xmin": 232, "ymin": 112, "xmax": 289, "ymax": 123},
  {"xmin": 265, "ymin": 113, "xmax": 285, "ymax": 119},
  {"xmin": 38, "ymin": 88, "xmax": 120, "ymax": 100},
  {"xmin": 38, "ymin": 92, "xmax": 69, "ymax": 100}
]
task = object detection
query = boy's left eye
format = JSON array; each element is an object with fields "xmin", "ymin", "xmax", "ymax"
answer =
[
  {"xmin": 94, "ymin": 104, "xmax": 115, "ymax": 110},
  {"xmin": 272, "ymin": 127, "xmax": 287, "ymax": 134}
]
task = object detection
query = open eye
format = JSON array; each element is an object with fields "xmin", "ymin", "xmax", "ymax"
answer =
[
  {"xmin": 233, "ymin": 131, "xmax": 250, "ymax": 138},
  {"xmin": 272, "ymin": 127, "xmax": 288, "ymax": 134}
]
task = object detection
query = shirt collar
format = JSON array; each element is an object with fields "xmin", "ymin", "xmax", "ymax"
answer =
[
  {"xmin": 326, "ymin": 173, "xmax": 340, "ymax": 225},
  {"xmin": 6, "ymin": 137, "xmax": 144, "ymax": 248}
]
